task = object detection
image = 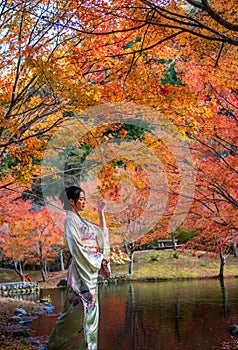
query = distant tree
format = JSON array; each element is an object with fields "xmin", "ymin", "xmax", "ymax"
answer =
[{"xmin": 0, "ymin": 189, "xmax": 63, "ymax": 281}]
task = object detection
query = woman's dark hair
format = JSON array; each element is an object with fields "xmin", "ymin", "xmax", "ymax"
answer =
[{"xmin": 59, "ymin": 186, "xmax": 84, "ymax": 210}]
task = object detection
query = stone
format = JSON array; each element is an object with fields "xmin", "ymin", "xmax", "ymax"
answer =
[
  {"xmin": 15, "ymin": 307, "xmax": 27, "ymax": 315},
  {"xmin": 229, "ymin": 324, "xmax": 238, "ymax": 337},
  {"xmin": 10, "ymin": 315, "xmax": 22, "ymax": 322},
  {"xmin": 43, "ymin": 304, "xmax": 55, "ymax": 314},
  {"xmin": 57, "ymin": 278, "xmax": 67, "ymax": 287},
  {"xmin": 19, "ymin": 316, "xmax": 33, "ymax": 325}
]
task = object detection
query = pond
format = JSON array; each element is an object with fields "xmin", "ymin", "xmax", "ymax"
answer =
[{"xmin": 31, "ymin": 278, "xmax": 238, "ymax": 349}]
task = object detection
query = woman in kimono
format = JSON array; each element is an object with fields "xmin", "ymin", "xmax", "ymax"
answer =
[{"xmin": 47, "ymin": 185, "xmax": 110, "ymax": 350}]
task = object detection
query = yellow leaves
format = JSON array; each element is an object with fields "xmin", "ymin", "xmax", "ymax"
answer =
[
  {"xmin": 143, "ymin": 133, "xmax": 159, "ymax": 149},
  {"xmin": 126, "ymin": 161, "xmax": 135, "ymax": 173},
  {"xmin": 110, "ymin": 247, "xmax": 130, "ymax": 264}
]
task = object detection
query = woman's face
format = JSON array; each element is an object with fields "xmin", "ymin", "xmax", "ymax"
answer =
[{"xmin": 71, "ymin": 192, "xmax": 86, "ymax": 212}]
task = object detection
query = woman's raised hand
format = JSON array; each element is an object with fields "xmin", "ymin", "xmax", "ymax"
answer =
[{"xmin": 97, "ymin": 200, "xmax": 107, "ymax": 212}]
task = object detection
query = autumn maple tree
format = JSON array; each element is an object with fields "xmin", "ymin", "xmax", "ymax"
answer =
[
  {"xmin": 0, "ymin": 189, "xmax": 63, "ymax": 281},
  {"xmin": 0, "ymin": 0, "xmax": 106, "ymax": 191},
  {"xmin": 0, "ymin": 0, "xmax": 237, "ymax": 278}
]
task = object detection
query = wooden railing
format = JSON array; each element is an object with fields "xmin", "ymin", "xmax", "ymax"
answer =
[{"xmin": 157, "ymin": 239, "xmax": 178, "ymax": 249}]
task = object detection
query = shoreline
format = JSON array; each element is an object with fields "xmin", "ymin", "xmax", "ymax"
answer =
[
  {"xmin": 42, "ymin": 273, "xmax": 238, "ymax": 289},
  {"xmin": 3, "ymin": 249, "xmax": 238, "ymax": 289}
]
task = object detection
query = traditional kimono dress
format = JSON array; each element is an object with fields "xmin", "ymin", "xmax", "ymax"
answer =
[{"xmin": 47, "ymin": 210, "xmax": 110, "ymax": 350}]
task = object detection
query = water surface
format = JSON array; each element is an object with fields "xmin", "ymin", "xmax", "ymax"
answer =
[{"xmin": 31, "ymin": 279, "xmax": 238, "ymax": 349}]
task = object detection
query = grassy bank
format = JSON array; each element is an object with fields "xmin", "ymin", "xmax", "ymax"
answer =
[
  {"xmin": 0, "ymin": 268, "xmax": 42, "ymax": 284},
  {"xmin": 2, "ymin": 250, "xmax": 238, "ymax": 285},
  {"xmin": 111, "ymin": 249, "xmax": 238, "ymax": 280},
  {"xmin": 34, "ymin": 249, "xmax": 238, "ymax": 289}
]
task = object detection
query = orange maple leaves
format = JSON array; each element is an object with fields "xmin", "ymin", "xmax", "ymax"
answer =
[{"xmin": 0, "ymin": 189, "xmax": 63, "ymax": 270}]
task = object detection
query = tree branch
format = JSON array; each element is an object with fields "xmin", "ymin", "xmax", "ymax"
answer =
[
  {"xmin": 186, "ymin": 0, "xmax": 205, "ymax": 10},
  {"xmin": 139, "ymin": 0, "xmax": 238, "ymax": 46},
  {"xmin": 214, "ymin": 42, "xmax": 224, "ymax": 68},
  {"xmin": 201, "ymin": 0, "xmax": 238, "ymax": 31},
  {"xmin": 107, "ymin": 30, "xmax": 184, "ymax": 57}
]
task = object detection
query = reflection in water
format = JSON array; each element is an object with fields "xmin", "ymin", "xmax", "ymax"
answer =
[
  {"xmin": 174, "ymin": 298, "xmax": 181, "ymax": 343},
  {"xmin": 219, "ymin": 278, "xmax": 230, "ymax": 318},
  {"xmin": 31, "ymin": 279, "xmax": 238, "ymax": 350},
  {"xmin": 118, "ymin": 284, "xmax": 147, "ymax": 349}
]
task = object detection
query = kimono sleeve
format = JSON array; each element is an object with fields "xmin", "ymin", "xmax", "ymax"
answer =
[
  {"xmin": 95, "ymin": 226, "xmax": 110, "ymax": 257},
  {"xmin": 96, "ymin": 226, "xmax": 111, "ymax": 278}
]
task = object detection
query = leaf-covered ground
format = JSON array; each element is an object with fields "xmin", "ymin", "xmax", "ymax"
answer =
[{"xmin": 0, "ymin": 298, "xmax": 41, "ymax": 350}]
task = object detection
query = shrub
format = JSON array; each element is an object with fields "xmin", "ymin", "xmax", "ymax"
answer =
[
  {"xmin": 172, "ymin": 251, "xmax": 179, "ymax": 259},
  {"xmin": 149, "ymin": 253, "xmax": 160, "ymax": 262}
]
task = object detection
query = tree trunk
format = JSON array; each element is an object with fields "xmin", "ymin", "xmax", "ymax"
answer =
[
  {"xmin": 40, "ymin": 261, "xmax": 48, "ymax": 282},
  {"xmin": 39, "ymin": 241, "xmax": 47, "ymax": 282},
  {"xmin": 219, "ymin": 252, "xmax": 226, "ymax": 280},
  {"xmin": 233, "ymin": 243, "xmax": 238, "ymax": 257},
  {"xmin": 60, "ymin": 248, "xmax": 65, "ymax": 271},
  {"xmin": 45, "ymin": 260, "xmax": 48, "ymax": 277},
  {"xmin": 171, "ymin": 232, "xmax": 177, "ymax": 251},
  {"xmin": 128, "ymin": 252, "xmax": 134, "ymax": 275},
  {"xmin": 13, "ymin": 259, "xmax": 24, "ymax": 280},
  {"xmin": 123, "ymin": 240, "xmax": 136, "ymax": 276}
]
